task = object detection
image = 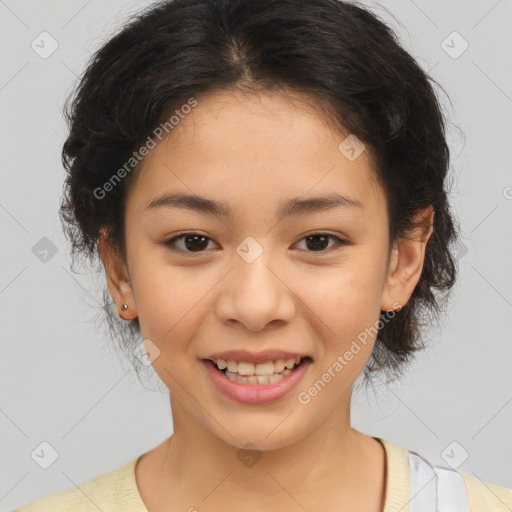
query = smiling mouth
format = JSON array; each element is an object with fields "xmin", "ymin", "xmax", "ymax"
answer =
[{"xmin": 205, "ymin": 357, "xmax": 312, "ymax": 385}]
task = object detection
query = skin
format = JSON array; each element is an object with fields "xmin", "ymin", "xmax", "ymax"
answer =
[{"xmin": 99, "ymin": 88, "xmax": 434, "ymax": 512}]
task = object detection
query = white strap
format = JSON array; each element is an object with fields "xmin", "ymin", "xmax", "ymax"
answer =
[{"xmin": 408, "ymin": 451, "xmax": 472, "ymax": 512}]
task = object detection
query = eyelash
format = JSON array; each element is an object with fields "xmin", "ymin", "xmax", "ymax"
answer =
[{"xmin": 163, "ymin": 232, "xmax": 348, "ymax": 256}]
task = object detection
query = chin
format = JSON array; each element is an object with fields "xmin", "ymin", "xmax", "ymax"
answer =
[{"xmin": 207, "ymin": 412, "xmax": 311, "ymax": 452}]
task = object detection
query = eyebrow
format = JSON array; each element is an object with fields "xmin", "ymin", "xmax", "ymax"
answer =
[{"xmin": 145, "ymin": 192, "xmax": 363, "ymax": 219}]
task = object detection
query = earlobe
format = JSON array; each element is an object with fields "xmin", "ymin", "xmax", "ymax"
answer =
[
  {"xmin": 98, "ymin": 228, "xmax": 137, "ymax": 320},
  {"xmin": 380, "ymin": 206, "xmax": 435, "ymax": 312}
]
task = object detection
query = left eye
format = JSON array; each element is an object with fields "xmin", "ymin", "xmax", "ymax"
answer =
[
  {"xmin": 295, "ymin": 233, "xmax": 347, "ymax": 252},
  {"xmin": 163, "ymin": 232, "xmax": 347, "ymax": 254}
]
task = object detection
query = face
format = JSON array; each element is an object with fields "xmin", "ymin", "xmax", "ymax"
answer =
[{"xmin": 100, "ymin": 89, "xmax": 433, "ymax": 450}]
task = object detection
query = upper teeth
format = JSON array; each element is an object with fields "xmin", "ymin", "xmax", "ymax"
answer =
[{"xmin": 215, "ymin": 357, "xmax": 301, "ymax": 376}]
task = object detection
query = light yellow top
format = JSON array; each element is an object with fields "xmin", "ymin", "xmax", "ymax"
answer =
[{"xmin": 13, "ymin": 438, "xmax": 512, "ymax": 511}]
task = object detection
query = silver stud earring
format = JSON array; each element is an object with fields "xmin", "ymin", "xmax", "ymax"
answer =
[{"xmin": 121, "ymin": 304, "xmax": 128, "ymax": 311}]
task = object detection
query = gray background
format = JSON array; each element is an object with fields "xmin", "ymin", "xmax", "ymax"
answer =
[{"xmin": 1, "ymin": 0, "xmax": 511, "ymax": 509}]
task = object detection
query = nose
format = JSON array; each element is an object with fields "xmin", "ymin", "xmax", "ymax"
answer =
[{"xmin": 214, "ymin": 248, "xmax": 296, "ymax": 332}]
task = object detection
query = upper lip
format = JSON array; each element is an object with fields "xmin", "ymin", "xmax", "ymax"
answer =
[{"xmin": 203, "ymin": 349, "xmax": 311, "ymax": 364}]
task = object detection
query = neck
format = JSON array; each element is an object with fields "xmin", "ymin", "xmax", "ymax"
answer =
[{"xmin": 152, "ymin": 397, "xmax": 386, "ymax": 511}]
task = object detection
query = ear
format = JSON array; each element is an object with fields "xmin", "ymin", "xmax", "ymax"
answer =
[
  {"xmin": 98, "ymin": 228, "xmax": 137, "ymax": 320},
  {"xmin": 380, "ymin": 205, "xmax": 435, "ymax": 311}
]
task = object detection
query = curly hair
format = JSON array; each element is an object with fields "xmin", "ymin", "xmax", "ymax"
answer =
[{"xmin": 59, "ymin": 0, "xmax": 460, "ymax": 386}]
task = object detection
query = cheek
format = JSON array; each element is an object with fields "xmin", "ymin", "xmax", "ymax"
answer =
[
  {"xmin": 294, "ymin": 251, "xmax": 386, "ymax": 355},
  {"xmin": 131, "ymin": 262, "xmax": 210, "ymax": 384},
  {"xmin": 128, "ymin": 246, "xmax": 209, "ymax": 345},
  {"xmin": 310, "ymin": 252, "xmax": 385, "ymax": 311}
]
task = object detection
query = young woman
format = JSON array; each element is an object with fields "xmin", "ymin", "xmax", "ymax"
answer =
[{"xmin": 14, "ymin": 0, "xmax": 512, "ymax": 510}]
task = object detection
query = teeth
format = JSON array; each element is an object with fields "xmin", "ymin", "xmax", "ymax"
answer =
[
  {"xmin": 254, "ymin": 361, "xmax": 275, "ymax": 375},
  {"xmin": 238, "ymin": 362, "xmax": 255, "ymax": 376},
  {"xmin": 284, "ymin": 358, "xmax": 296, "ymax": 369},
  {"xmin": 274, "ymin": 358, "xmax": 286, "ymax": 373},
  {"xmin": 225, "ymin": 371, "xmax": 286, "ymax": 385},
  {"xmin": 214, "ymin": 357, "xmax": 304, "ymax": 377},
  {"xmin": 268, "ymin": 374, "xmax": 282, "ymax": 383}
]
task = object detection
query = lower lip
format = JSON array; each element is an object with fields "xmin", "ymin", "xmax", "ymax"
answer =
[{"xmin": 202, "ymin": 358, "xmax": 312, "ymax": 404}]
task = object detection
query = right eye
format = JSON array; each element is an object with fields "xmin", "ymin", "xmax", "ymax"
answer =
[{"xmin": 163, "ymin": 232, "xmax": 218, "ymax": 254}]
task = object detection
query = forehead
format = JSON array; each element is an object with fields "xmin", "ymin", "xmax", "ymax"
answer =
[{"xmin": 127, "ymin": 89, "xmax": 385, "ymax": 218}]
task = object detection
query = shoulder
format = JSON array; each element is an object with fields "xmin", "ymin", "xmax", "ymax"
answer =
[
  {"xmin": 460, "ymin": 471, "xmax": 512, "ymax": 511},
  {"xmin": 377, "ymin": 438, "xmax": 512, "ymax": 512},
  {"xmin": 12, "ymin": 457, "xmax": 142, "ymax": 512},
  {"xmin": 408, "ymin": 446, "xmax": 512, "ymax": 512}
]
